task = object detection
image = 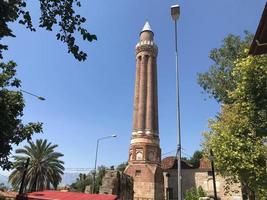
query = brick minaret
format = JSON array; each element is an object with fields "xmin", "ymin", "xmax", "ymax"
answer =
[{"xmin": 124, "ymin": 22, "xmax": 164, "ymax": 200}]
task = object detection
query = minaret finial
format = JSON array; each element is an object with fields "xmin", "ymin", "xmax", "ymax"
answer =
[{"xmin": 141, "ymin": 21, "xmax": 152, "ymax": 33}]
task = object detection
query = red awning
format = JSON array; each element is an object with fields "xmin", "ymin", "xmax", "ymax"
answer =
[{"xmin": 22, "ymin": 191, "xmax": 118, "ymax": 200}]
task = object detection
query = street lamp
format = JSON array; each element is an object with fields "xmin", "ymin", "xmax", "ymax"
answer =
[
  {"xmin": 20, "ymin": 89, "xmax": 46, "ymax": 101},
  {"xmin": 170, "ymin": 4, "xmax": 182, "ymax": 200},
  {"xmin": 92, "ymin": 134, "xmax": 117, "ymax": 193}
]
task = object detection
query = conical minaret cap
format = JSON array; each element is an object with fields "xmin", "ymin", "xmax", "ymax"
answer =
[
  {"xmin": 140, "ymin": 21, "xmax": 154, "ymax": 40},
  {"xmin": 142, "ymin": 21, "xmax": 152, "ymax": 32},
  {"xmin": 140, "ymin": 21, "xmax": 154, "ymax": 35}
]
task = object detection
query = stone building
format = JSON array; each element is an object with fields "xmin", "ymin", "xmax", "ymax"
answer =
[
  {"xmin": 124, "ymin": 22, "xmax": 164, "ymax": 200},
  {"xmin": 162, "ymin": 157, "xmax": 242, "ymax": 200},
  {"xmin": 99, "ymin": 170, "xmax": 133, "ymax": 200}
]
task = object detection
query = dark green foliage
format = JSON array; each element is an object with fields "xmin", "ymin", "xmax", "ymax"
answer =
[
  {"xmin": 70, "ymin": 162, "xmax": 128, "ymax": 192},
  {"xmin": 184, "ymin": 186, "xmax": 206, "ymax": 200},
  {"xmin": 70, "ymin": 165, "xmax": 107, "ymax": 193},
  {"xmin": 94, "ymin": 165, "xmax": 106, "ymax": 193},
  {"xmin": 8, "ymin": 139, "xmax": 64, "ymax": 192},
  {"xmin": 198, "ymin": 32, "xmax": 253, "ymax": 103},
  {"xmin": 203, "ymin": 54, "xmax": 267, "ymax": 199},
  {"xmin": 116, "ymin": 162, "xmax": 128, "ymax": 172},
  {"xmin": 201, "ymin": 31, "xmax": 267, "ymax": 199},
  {"xmin": 0, "ymin": 0, "xmax": 97, "ymax": 61},
  {"xmin": 186, "ymin": 151, "xmax": 203, "ymax": 168},
  {"xmin": 70, "ymin": 173, "xmax": 92, "ymax": 192},
  {"xmin": 0, "ymin": 0, "xmax": 95, "ymax": 170},
  {"xmin": 0, "ymin": 61, "xmax": 42, "ymax": 170},
  {"xmin": 0, "ymin": 183, "xmax": 7, "ymax": 191}
]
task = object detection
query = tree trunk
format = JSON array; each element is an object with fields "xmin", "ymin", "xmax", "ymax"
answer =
[
  {"xmin": 242, "ymin": 182, "xmax": 256, "ymax": 200},
  {"xmin": 248, "ymin": 190, "xmax": 255, "ymax": 200}
]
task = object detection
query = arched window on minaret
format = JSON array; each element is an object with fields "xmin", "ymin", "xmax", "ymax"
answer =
[
  {"xmin": 129, "ymin": 149, "xmax": 133, "ymax": 161},
  {"xmin": 136, "ymin": 148, "xmax": 143, "ymax": 160},
  {"xmin": 148, "ymin": 151, "xmax": 155, "ymax": 161}
]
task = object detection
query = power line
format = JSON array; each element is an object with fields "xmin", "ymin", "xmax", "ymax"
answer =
[
  {"xmin": 162, "ymin": 149, "xmax": 176, "ymax": 156},
  {"xmin": 162, "ymin": 148, "xmax": 193, "ymax": 158},
  {"xmin": 64, "ymin": 168, "xmax": 93, "ymax": 172},
  {"xmin": 181, "ymin": 150, "xmax": 192, "ymax": 158}
]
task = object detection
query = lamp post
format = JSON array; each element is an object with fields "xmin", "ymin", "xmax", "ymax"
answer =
[
  {"xmin": 20, "ymin": 89, "xmax": 46, "ymax": 101},
  {"xmin": 92, "ymin": 134, "xmax": 117, "ymax": 193},
  {"xmin": 171, "ymin": 4, "xmax": 182, "ymax": 200}
]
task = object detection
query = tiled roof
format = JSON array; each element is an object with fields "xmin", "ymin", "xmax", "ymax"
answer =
[
  {"xmin": 199, "ymin": 158, "xmax": 211, "ymax": 170},
  {"xmin": 161, "ymin": 156, "xmax": 194, "ymax": 170},
  {"xmin": 0, "ymin": 191, "xmax": 18, "ymax": 198},
  {"xmin": 23, "ymin": 191, "xmax": 118, "ymax": 200},
  {"xmin": 249, "ymin": 2, "xmax": 267, "ymax": 55}
]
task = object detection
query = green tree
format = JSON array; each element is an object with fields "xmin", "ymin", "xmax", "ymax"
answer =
[
  {"xmin": 184, "ymin": 186, "xmax": 206, "ymax": 200},
  {"xmin": 198, "ymin": 32, "xmax": 253, "ymax": 103},
  {"xmin": 0, "ymin": 0, "xmax": 96, "ymax": 170},
  {"xmin": 0, "ymin": 0, "xmax": 97, "ymax": 61},
  {"xmin": 186, "ymin": 151, "xmax": 203, "ymax": 168},
  {"xmin": 203, "ymin": 54, "xmax": 267, "ymax": 199},
  {"xmin": 70, "ymin": 173, "xmax": 92, "ymax": 192},
  {"xmin": 8, "ymin": 139, "xmax": 65, "ymax": 192},
  {"xmin": 230, "ymin": 55, "xmax": 267, "ymax": 137},
  {"xmin": 70, "ymin": 162, "xmax": 128, "ymax": 193},
  {"xmin": 94, "ymin": 165, "xmax": 106, "ymax": 193},
  {"xmin": 116, "ymin": 162, "xmax": 128, "ymax": 172},
  {"xmin": 0, "ymin": 183, "xmax": 7, "ymax": 191},
  {"xmin": 70, "ymin": 165, "xmax": 107, "ymax": 193},
  {"xmin": 0, "ymin": 62, "xmax": 42, "ymax": 170}
]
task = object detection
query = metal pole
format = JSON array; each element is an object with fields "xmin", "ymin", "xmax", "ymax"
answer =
[
  {"xmin": 174, "ymin": 18, "xmax": 182, "ymax": 200},
  {"xmin": 92, "ymin": 135, "xmax": 116, "ymax": 193},
  {"xmin": 92, "ymin": 139, "xmax": 99, "ymax": 193},
  {"xmin": 210, "ymin": 149, "xmax": 218, "ymax": 200}
]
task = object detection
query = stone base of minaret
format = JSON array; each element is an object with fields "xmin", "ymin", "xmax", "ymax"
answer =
[{"xmin": 124, "ymin": 164, "xmax": 164, "ymax": 200}]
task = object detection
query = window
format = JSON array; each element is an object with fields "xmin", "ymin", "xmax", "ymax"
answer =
[
  {"xmin": 135, "ymin": 170, "xmax": 141, "ymax": 176},
  {"xmin": 136, "ymin": 149, "xmax": 143, "ymax": 160},
  {"xmin": 129, "ymin": 149, "xmax": 133, "ymax": 160},
  {"xmin": 148, "ymin": 151, "xmax": 154, "ymax": 161},
  {"xmin": 208, "ymin": 171, "xmax": 213, "ymax": 176},
  {"xmin": 168, "ymin": 188, "xmax": 173, "ymax": 199}
]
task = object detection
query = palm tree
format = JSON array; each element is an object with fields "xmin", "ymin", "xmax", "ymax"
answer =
[{"xmin": 9, "ymin": 139, "xmax": 65, "ymax": 192}]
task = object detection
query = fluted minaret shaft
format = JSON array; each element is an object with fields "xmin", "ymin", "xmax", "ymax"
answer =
[
  {"xmin": 146, "ymin": 56, "xmax": 154, "ymax": 130},
  {"xmin": 137, "ymin": 55, "xmax": 148, "ymax": 129},
  {"xmin": 153, "ymin": 58, "xmax": 159, "ymax": 131},
  {"xmin": 125, "ymin": 22, "xmax": 164, "ymax": 200},
  {"xmin": 132, "ymin": 57, "xmax": 141, "ymax": 129},
  {"xmin": 132, "ymin": 23, "xmax": 158, "ymax": 136}
]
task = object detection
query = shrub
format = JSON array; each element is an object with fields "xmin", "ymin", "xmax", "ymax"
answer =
[{"xmin": 185, "ymin": 186, "xmax": 207, "ymax": 200}]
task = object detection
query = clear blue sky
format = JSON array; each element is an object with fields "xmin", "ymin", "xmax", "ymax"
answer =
[{"xmin": 1, "ymin": 0, "xmax": 266, "ymax": 175}]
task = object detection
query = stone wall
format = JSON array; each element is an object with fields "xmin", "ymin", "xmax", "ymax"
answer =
[
  {"xmin": 163, "ymin": 169, "xmax": 242, "ymax": 200},
  {"xmin": 124, "ymin": 164, "xmax": 164, "ymax": 200},
  {"xmin": 163, "ymin": 169, "xmax": 196, "ymax": 200},
  {"xmin": 194, "ymin": 170, "xmax": 242, "ymax": 200},
  {"xmin": 99, "ymin": 170, "xmax": 133, "ymax": 200}
]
